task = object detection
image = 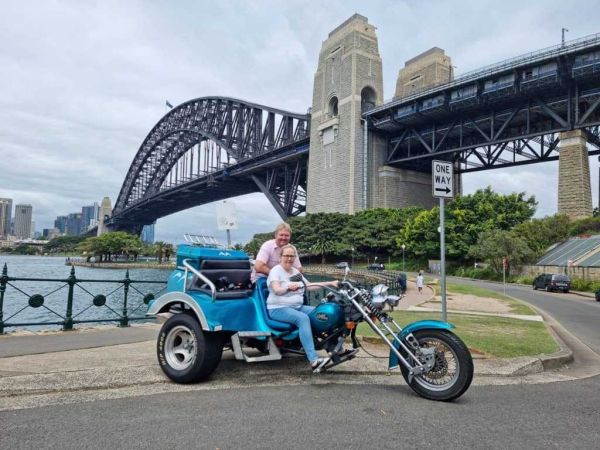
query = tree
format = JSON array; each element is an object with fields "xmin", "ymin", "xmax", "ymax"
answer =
[
  {"xmin": 469, "ymin": 229, "xmax": 534, "ymax": 274},
  {"xmin": 43, "ymin": 235, "xmax": 86, "ymax": 254},
  {"xmin": 312, "ymin": 238, "xmax": 334, "ymax": 264},
  {"xmin": 151, "ymin": 241, "xmax": 174, "ymax": 264},
  {"xmin": 402, "ymin": 187, "xmax": 537, "ymax": 260},
  {"xmin": 513, "ymin": 214, "xmax": 570, "ymax": 259}
]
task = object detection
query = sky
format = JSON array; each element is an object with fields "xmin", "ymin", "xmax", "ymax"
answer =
[{"xmin": 1, "ymin": 0, "xmax": 600, "ymax": 245}]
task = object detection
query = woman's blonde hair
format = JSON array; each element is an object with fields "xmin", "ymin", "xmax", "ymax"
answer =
[{"xmin": 279, "ymin": 243, "xmax": 298, "ymax": 259}]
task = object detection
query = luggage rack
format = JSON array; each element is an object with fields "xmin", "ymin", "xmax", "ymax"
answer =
[{"xmin": 183, "ymin": 234, "xmax": 224, "ymax": 248}]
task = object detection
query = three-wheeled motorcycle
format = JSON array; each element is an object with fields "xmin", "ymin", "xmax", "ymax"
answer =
[{"xmin": 147, "ymin": 238, "xmax": 473, "ymax": 401}]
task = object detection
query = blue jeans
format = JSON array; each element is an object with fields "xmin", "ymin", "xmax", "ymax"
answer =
[{"xmin": 269, "ymin": 305, "xmax": 317, "ymax": 363}]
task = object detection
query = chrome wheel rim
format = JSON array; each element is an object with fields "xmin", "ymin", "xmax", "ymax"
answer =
[
  {"xmin": 414, "ymin": 337, "xmax": 460, "ymax": 391},
  {"xmin": 165, "ymin": 325, "xmax": 197, "ymax": 371}
]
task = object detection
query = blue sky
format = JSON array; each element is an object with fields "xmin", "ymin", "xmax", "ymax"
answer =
[{"xmin": 1, "ymin": 0, "xmax": 599, "ymax": 245}]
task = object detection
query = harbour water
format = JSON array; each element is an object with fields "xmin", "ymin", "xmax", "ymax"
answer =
[{"xmin": 0, "ymin": 255, "xmax": 170, "ymax": 332}]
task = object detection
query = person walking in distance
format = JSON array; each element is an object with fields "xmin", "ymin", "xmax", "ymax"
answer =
[{"xmin": 416, "ymin": 271, "xmax": 424, "ymax": 294}]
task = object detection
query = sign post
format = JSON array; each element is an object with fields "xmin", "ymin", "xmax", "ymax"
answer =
[
  {"xmin": 432, "ymin": 160, "xmax": 454, "ymax": 322},
  {"xmin": 502, "ymin": 257, "xmax": 507, "ymax": 295}
]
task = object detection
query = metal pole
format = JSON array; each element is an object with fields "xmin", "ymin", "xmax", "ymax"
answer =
[
  {"xmin": 0, "ymin": 263, "xmax": 7, "ymax": 334},
  {"xmin": 226, "ymin": 229, "xmax": 231, "ymax": 248},
  {"xmin": 64, "ymin": 265, "xmax": 76, "ymax": 331},
  {"xmin": 402, "ymin": 248, "xmax": 405, "ymax": 272},
  {"xmin": 120, "ymin": 269, "xmax": 130, "ymax": 327},
  {"xmin": 503, "ymin": 262, "xmax": 506, "ymax": 296},
  {"xmin": 440, "ymin": 198, "xmax": 447, "ymax": 322}
]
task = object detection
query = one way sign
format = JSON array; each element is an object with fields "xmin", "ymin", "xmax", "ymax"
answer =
[{"xmin": 432, "ymin": 160, "xmax": 454, "ymax": 199}]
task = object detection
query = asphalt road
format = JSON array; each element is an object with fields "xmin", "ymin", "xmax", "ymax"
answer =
[
  {"xmin": 1, "ymin": 379, "xmax": 600, "ymax": 449},
  {"xmin": 2, "ymin": 277, "xmax": 599, "ymax": 449},
  {"xmin": 448, "ymin": 277, "xmax": 600, "ymax": 354}
]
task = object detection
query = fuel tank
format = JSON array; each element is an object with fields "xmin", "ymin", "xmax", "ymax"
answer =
[{"xmin": 309, "ymin": 302, "xmax": 345, "ymax": 333}]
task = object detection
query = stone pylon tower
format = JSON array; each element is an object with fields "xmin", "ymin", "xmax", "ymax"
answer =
[
  {"xmin": 97, "ymin": 197, "xmax": 113, "ymax": 236},
  {"xmin": 558, "ymin": 130, "xmax": 592, "ymax": 219},
  {"xmin": 306, "ymin": 14, "xmax": 384, "ymax": 214}
]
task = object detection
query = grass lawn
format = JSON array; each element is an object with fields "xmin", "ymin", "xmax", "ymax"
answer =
[
  {"xmin": 444, "ymin": 283, "xmax": 537, "ymax": 316},
  {"xmin": 357, "ymin": 311, "xmax": 559, "ymax": 358}
]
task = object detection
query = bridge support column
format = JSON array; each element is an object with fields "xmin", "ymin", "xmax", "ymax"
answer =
[
  {"xmin": 558, "ymin": 130, "xmax": 592, "ymax": 220},
  {"xmin": 377, "ymin": 166, "xmax": 437, "ymax": 209}
]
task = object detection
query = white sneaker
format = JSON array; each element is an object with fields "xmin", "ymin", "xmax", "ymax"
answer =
[{"xmin": 311, "ymin": 357, "xmax": 330, "ymax": 373}]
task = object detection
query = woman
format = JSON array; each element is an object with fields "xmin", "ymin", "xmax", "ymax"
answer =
[{"xmin": 267, "ymin": 244, "xmax": 338, "ymax": 372}]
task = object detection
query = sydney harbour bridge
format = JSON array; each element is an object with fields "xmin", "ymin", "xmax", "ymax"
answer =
[{"xmin": 107, "ymin": 16, "xmax": 600, "ymax": 234}]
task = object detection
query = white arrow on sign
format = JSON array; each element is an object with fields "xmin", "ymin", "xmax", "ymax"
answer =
[{"xmin": 432, "ymin": 160, "xmax": 454, "ymax": 199}]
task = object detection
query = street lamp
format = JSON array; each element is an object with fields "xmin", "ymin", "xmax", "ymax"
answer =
[
  {"xmin": 351, "ymin": 247, "xmax": 355, "ymax": 267},
  {"xmin": 401, "ymin": 244, "xmax": 406, "ymax": 272}
]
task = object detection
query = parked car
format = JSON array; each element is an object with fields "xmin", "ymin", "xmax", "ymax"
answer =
[
  {"xmin": 367, "ymin": 263, "xmax": 385, "ymax": 271},
  {"xmin": 335, "ymin": 261, "xmax": 350, "ymax": 269},
  {"xmin": 595, "ymin": 289, "xmax": 600, "ymax": 302},
  {"xmin": 532, "ymin": 273, "xmax": 571, "ymax": 293}
]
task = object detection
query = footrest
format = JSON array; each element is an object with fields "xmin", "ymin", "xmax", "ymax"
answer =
[
  {"xmin": 231, "ymin": 332, "xmax": 282, "ymax": 363},
  {"xmin": 237, "ymin": 331, "xmax": 272, "ymax": 338}
]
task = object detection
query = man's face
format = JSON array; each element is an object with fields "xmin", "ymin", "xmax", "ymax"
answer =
[{"xmin": 275, "ymin": 229, "xmax": 291, "ymax": 247}]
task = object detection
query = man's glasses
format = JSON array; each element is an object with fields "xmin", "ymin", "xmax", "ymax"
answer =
[{"xmin": 282, "ymin": 254, "xmax": 296, "ymax": 258}]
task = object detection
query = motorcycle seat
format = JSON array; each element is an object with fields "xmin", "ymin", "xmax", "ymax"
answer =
[{"xmin": 255, "ymin": 277, "xmax": 294, "ymax": 332}]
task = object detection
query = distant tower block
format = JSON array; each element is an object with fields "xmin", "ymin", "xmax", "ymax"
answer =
[
  {"xmin": 306, "ymin": 14, "xmax": 384, "ymax": 214},
  {"xmin": 558, "ymin": 130, "xmax": 592, "ymax": 219},
  {"xmin": 395, "ymin": 47, "xmax": 453, "ymax": 98},
  {"xmin": 97, "ymin": 197, "xmax": 113, "ymax": 236}
]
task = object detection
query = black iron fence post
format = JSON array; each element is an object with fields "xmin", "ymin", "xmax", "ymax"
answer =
[
  {"xmin": 0, "ymin": 263, "xmax": 7, "ymax": 334},
  {"xmin": 120, "ymin": 269, "xmax": 130, "ymax": 327},
  {"xmin": 64, "ymin": 265, "xmax": 76, "ymax": 331}
]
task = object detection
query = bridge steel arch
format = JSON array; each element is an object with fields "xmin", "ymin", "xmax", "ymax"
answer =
[{"xmin": 110, "ymin": 97, "xmax": 309, "ymax": 233}]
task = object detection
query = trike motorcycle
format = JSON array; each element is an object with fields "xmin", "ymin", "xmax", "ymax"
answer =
[{"xmin": 147, "ymin": 240, "xmax": 473, "ymax": 401}]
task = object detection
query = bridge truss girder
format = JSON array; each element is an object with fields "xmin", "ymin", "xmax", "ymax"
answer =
[
  {"xmin": 110, "ymin": 97, "xmax": 309, "ymax": 231},
  {"xmin": 368, "ymin": 55, "xmax": 600, "ymax": 173}
]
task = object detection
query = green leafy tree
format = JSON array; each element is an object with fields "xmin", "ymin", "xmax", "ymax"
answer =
[
  {"xmin": 402, "ymin": 187, "xmax": 536, "ymax": 260},
  {"xmin": 244, "ymin": 232, "xmax": 272, "ymax": 258},
  {"xmin": 153, "ymin": 241, "xmax": 173, "ymax": 264},
  {"xmin": 568, "ymin": 216, "xmax": 600, "ymax": 236},
  {"xmin": 311, "ymin": 238, "xmax": 334, "ymax": 264},
  {"xmin": 43, "ymin": 235, "xmax": 86, "ymax": 254},
  {"xmin": 469, "ymin": 229, "xmax": 534, "ymax": 274},
  {"xmin": 513, "ymin": 214, "xmax": 570, "ymax": 259}
]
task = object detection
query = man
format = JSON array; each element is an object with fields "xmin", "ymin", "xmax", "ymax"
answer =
[{"xmin": 255, "ymin": 222, "xmax": 302, "ymax": 277}]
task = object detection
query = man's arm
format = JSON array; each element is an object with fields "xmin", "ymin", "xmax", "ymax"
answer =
[
  {"xmin": 255, "ymin": 259, "xmax": 270, "ymax": 276},
  {"xmin": 255, "ymin": 242, "xmax": 271, "ymax": 276}
]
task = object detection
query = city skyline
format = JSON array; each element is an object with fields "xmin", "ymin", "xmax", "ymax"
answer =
[{"xmin": 1, "ymin": 1, "xmax": 599, "ymax": 245}]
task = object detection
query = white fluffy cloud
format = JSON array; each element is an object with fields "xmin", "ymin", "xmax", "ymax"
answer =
[{"xmin": 1, "ymin": 0, "xmax": 598, "ymax": 244}]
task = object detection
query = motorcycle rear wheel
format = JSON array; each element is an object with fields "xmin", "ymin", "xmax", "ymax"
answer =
[
  {"xmin": 157, "ymin": 313, "xmax": 223, "ymax": 383},
  {"xmin": 400, "ymin": 329, "xmax": 473, "ymax": 402}
]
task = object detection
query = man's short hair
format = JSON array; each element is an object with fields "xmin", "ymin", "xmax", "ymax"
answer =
[{"xmin": 274, "ymin": 222, "xmax": 292, "ymax": 236}]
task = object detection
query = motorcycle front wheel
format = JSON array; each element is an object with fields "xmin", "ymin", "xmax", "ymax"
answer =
[{"xmin": 400, "ymin": 329, "xmax": 473, "ymax": 402}]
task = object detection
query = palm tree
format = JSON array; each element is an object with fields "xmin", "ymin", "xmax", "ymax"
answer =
[
  {"xmin": 153, "ymin": 241, "xmax": 167, "ymax": 264},
  {"xmin": 312, "ymin": 238, "xmax": 334, "ymax": 265}
]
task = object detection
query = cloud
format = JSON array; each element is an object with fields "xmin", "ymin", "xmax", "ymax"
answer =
[{"xmin": 1, "ymin": 0, "xmax": 598, "ymax": 245}]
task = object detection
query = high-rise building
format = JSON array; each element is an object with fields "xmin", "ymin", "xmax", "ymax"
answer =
[
  {"xmin": 43, "ymin": 228, "xmax": 61, "ymax": 239},
  {"xmin": 54, "ymin": 215, "xmax": 68, "ymax": 234},
  {"xmin": 66, "ymin": 212, "xmax": 83, "ymax": 236},
  {"xmin": 141, "ymin": 223, "xmax": 155, "ymax": 243},
  {"xmin": 13, "ymin": 204, "xmax": 33, "ymax": 239},
  {"xmin": 0, "ymin": 198, "xmax": 12, "ymax": 237},
  {"xmin": 81, "ymin": 202, "xmax": 100, "ymax": 231}
]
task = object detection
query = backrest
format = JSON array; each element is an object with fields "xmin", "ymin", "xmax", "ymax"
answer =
[{"xmin": 188, "ymin": 258, "xmax": 253, "ymax": 298}]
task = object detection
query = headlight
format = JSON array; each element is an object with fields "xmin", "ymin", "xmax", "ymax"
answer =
[{"xmin": 371, "ymin": 284, "xmax": 388, "ymax": 297}]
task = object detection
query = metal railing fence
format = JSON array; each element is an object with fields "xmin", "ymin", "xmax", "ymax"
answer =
[{"xmin": 0, "ymin": 263, "xmax": 167, "ymax": 333}]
